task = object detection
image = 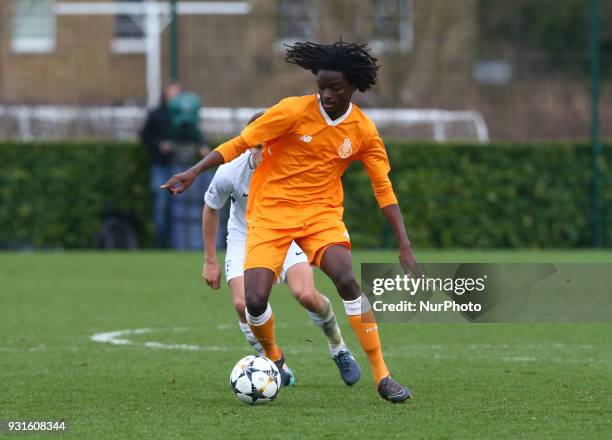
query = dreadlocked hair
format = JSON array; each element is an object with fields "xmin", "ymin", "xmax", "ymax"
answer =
[{"xmin": 284, "ymin": 41, "xmax": 380, "ymax": 92}]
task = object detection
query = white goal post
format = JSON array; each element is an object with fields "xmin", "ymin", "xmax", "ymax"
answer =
[{"xmin": 0, "ymin": 105, "xmax": 489, "ymax": 143}]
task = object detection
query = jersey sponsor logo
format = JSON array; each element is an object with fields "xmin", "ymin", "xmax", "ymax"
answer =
[
  {"xmin": 299, "ymin": 135, "xmax": 313, "ymax": 143},
  {"xmin": 295, "ymin": 251, "xmax": 304, "ymax": 256},
  {"xmin": 338, "ymin": 138, "xmax": 353, "ymax": 158}
]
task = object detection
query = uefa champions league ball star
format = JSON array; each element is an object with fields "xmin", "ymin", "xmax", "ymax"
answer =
[{"xmin": 230, "ymin": 355, "xmax": 282, "ymax": 405}]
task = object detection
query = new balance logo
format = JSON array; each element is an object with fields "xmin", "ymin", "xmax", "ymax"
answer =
[{"xmin": 299, "ymin": 135, "xmax": 313, "ymax": 143}]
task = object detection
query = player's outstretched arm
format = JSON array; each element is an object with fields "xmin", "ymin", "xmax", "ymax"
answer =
[
  {"xmin": 202, "ymin": 204, "xmax": 222, "ymax": 289},
  {"xmin": 381, "ymin": 204, "xmax": 422, "ymax": 277},
  {"xmin": 160, "ymin": 150, "xmax": 225, "ymax": 195}
]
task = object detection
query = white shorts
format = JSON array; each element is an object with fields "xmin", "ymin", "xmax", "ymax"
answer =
[{"xmin": 225, "ymin": 239, "xmax": 308, "ymax": 283}]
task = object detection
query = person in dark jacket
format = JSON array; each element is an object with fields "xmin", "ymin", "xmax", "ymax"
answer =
[{"xmin": 140, "ymin": 82, "xmax": 181, "ymax": 247}]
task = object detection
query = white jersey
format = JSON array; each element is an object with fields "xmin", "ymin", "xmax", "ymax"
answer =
[
  {"xmin": 204, "ymin": 151, "xmax": 308, "ymax": 282},
  {"xmin": 204, "ymin": 152, "xmax": 253, "ymax": 243}
]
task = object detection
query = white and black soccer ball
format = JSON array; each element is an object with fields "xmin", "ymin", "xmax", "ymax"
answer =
[{"xmin": 230, "ymin": 355, "xmax": 282, "ymax": 405}]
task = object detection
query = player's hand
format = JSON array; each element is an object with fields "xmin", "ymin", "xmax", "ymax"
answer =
[
  {"xmin": 399, "ymin": 245, "xmax": 422, "ymax": 278},
  {"xmin": 202, "ymin": 261, "xmax": 221, "ymax": 289},
  {"xmin": 160, "ymin": 169, "xmax": 197, "ymax": 195}
]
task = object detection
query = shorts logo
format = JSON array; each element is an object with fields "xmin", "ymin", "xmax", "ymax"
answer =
[
  {"xmin": 338, "ymin": 138, "xmax": 353, "ymax": 158},
  {"xmin": 300, "ymin": 135, "xmax": 313, "ymax": 143}
]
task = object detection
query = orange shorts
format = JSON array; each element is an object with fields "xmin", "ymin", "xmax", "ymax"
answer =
[{"xmin": 244, "ymin": 220, "xmax": 351, "ymax": 277}]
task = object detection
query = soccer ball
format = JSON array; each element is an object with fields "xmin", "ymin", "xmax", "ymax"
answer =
[{"xmin": 230, "ymin": 355, "xmax": 282, "ymax": 405}]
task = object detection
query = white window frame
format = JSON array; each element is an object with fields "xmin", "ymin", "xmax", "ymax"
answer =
[
  {"xmin": 369, "ymin": 0, "xmax": 413, "ymax": 54},
  {"xmin": 275, "ymin": 0, "xmax": 318, "ymax": 51},
  {"xmin": 112, "ymin": 38, "xmax": 147, "ymax": 54},
  {"xmin": 11, "ymin": 0, "xmax": 57, "ymax": 54},
  {"xmin": 112, "ymin": 0, "xmax": 147, "ymax": 54}
]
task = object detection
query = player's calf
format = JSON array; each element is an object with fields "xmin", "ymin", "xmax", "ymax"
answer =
[{"xmin": 245, "ymin": 304, "xmax": 282, "ymax": 363}]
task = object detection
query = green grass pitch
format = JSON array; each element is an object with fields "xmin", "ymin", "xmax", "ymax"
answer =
[{"xmin": 1, "ymin": 250, "xmax": 611, "ymax": 439}]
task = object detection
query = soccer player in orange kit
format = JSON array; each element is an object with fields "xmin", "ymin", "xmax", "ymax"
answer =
[{"xmin": 162, "ymin": 41, "xmax": 420, "ymax": 402}]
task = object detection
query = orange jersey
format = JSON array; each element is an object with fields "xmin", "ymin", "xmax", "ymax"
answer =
[{"xmin": 215, "ymin": 94, "xmax": 397, "ymax": 229}]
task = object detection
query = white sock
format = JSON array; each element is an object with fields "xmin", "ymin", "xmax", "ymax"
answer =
[
  {"xmin": 308, "ymin": 296, "xmax": 346, "ymax": 356},
  {"xmin": 245, "ymin": 303, "xmax": 272, "ymax": 326},
  {"xmin": 238, "ymin": 321, "xmax": 264, "ymax": 355},
  {"xmin": 342, "ymin": 294, "xmax": 371, "ymax": 316}
]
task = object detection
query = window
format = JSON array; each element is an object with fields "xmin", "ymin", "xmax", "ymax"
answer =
[
  {"xmin": 277, "ymin": 0, "xmax": 317, "ymax": 47},
  {"xmin": 371, "ymin": 0, "xmax": 413, "ymax": 54},
  {"xmin": 11, "ymin": 0, "xmax": 56, "ymax": 53},
  {"xmin": 112, "ymin": 0, "xmax": 146, "ymax": 53}
]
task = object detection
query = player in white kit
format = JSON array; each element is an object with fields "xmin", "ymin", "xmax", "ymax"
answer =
[{"xmin": 202, "ymin": 134, "xmax": 361, "ymax": 388}]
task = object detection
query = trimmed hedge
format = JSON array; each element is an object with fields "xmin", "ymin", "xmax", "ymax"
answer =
[
  {"xmin": 0, "ymin": 142, "xmax": 151, "ymax": 248},
  {"xmin": 344, "ymin": 142, "xmax": 610, "ymax": 248},
  {"xmin": 0, "ymin": 141, "xmax": 609, "ymax": 249}
]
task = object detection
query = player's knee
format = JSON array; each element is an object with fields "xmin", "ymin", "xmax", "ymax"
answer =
[
  {"xmin": 333, "ymin": 272, "xmax": 360, "ymax": 298},
  {"xmin": 292, "ymin": 285, "xmax": 318, "ymax": 309},
  {"xmin": 233, "ymin": 297, "xmax": 246, "ymax": 316},
  {"xmin": 245, "ymin": 287, "xmax": 268, "ymax": 317}
]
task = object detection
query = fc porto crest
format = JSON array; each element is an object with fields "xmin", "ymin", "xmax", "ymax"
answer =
[{"xmin": 338, "ymin": 138, "xmax": 353, "ymax": 159}]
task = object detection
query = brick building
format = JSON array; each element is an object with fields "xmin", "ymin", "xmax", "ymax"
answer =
[{"xmin": 0, "ymin": 0, "xmax": 609, "ymax": 139}]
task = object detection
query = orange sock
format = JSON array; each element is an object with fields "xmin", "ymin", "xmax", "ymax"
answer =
[
  {"xmin": 247, "ymin": 306, "xmax": 282, "ymax": 363},
  {"xmin": 348, "ymin": 310, "xmax": 390, "ymax": 385}
]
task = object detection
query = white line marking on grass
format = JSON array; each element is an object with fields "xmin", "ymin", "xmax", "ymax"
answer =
[
  {"xmin": 90, "ymin": 328, "xmax": 228, "ymax": 352},
  {"xmin": 0, "ymin": 345, "xmax": 49, "ymax": 352},
  {"xmin": 143, "ymin": 341, "xmax": 221, "ymax": 351},
  {"xmin": 501, "ymin": 356, "xmax": 537, "ymax": 362},
  {"xmin": 0, "ymin": 346, "xmax": 80, "ymax": 352}
]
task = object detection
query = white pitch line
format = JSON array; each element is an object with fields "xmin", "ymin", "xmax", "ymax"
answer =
[
  {"xmin": 90, "ymin": 327, "xmax": 228, "ymax": 352},
  {"xmin": 501, "ymin": 356, "xmax": 537, "ymax": 362},
  {"xmin": 144, "ymin": 341, "xmax": 219, "ymax": 351}
]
